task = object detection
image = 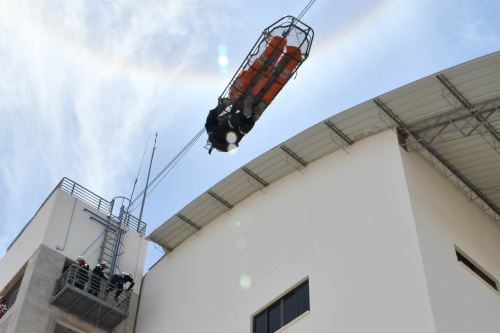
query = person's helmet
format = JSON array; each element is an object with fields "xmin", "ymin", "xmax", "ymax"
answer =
[
  {"xmin": 0, "ymin": 296, "xmax": 5, "ymax": 301},
  {"xmin": 101, "ymin": 261, "xmax": 108, "ymax": 268},
  {"xmin": 76, "ymin": 256, "xmax": 85, "ymax": 262},
  {"xmin": 122, "ymin": 272, "xmax": 132, "ymax": 278}
]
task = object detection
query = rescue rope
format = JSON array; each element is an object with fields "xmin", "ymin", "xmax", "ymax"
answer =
[
  {"xmin": 297, "ymin": 0, "xmax": 317, "ymax": 20},
  {"xmin": 130, "ymin": 127, "xmax": 206, "ymax": 211},
  {"xmin": 128, "ymin": 6, "xmax": 317, "ymax": 212}
]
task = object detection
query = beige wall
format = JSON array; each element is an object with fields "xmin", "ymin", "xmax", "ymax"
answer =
[
  {"xmin": 136, "ymin": 130, "xmax": 437, "ymax": 333},
  {"xmin": 401, "ymin": 148, "xmax": 500, "ymax": 333},
  {"xmin": 0, "ymin": 189, "xmax": 57, "ymax": 291}
]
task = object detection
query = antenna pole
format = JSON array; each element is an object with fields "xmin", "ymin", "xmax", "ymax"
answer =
[{"xmin": 138, "ymin": 133, "xmax": 158, "ymax": 231}]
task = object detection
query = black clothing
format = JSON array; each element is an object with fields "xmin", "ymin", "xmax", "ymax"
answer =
[
  {"xmin": 0, "ymin": 301, "xmax": 7, "ymax": 319},
  {"xmin": 89, "ymin": 264, "xmax": 107, "ymax": 297},
  {"xmin": 75, "ymin": 262, "xmax": 90, "ymax": 290},
  {"xmin": 205, "ymin": 106, "xmax": 256, "ymax": 153},
  {"xmin": 107, "ymin": 274, "xmax": 135, "ymax": 300}
]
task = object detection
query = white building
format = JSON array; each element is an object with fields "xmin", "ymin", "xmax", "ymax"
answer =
[
  {"xmin": 1, "ymin": 52, "xmax": 499, "ymax": 333},
  {"xmin": 137, "ymin": 52, "xmax": 500, "ymax": 333}
]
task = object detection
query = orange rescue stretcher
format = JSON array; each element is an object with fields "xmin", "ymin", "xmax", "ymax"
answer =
[{"xmin": 206, "ymin": 16, "xmax": 314, "ymax": 152}]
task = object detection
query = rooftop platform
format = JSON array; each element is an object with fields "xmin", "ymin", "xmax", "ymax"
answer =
[{"xmin": 51, "ymin": 265, "xmax": 131, "ymax": 331}]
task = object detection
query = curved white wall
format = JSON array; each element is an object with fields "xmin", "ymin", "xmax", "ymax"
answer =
[{"xmin": 136, "ymin": 130, "xmax": 437, "ymax": 333}]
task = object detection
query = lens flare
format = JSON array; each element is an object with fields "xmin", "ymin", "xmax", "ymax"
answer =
[
  {"xmin": 239, "ymin": 275, "xmax": 252, "ymax": 290},
  {"xmin": 217, "ymin": 44, "xmax": 229, "ymax": 75},
  {"xmin": 226, "ymin": 131, "xmax": 237, "ymax": 144},
  {"xmin": 228, "ymin": 144, "xmax": 238, "ymax": 153},
  {"xmin": 218, "ymin": 44, "xmax": 228, "ymax": 55},
  {"xmin": 218, "ymin": 54, "xmax": 228, "ymax": 66}
]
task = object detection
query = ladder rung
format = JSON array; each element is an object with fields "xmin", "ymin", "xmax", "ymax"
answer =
[{"xmin": 102, "ymin": 246, "xmax": 115, "ymax": 252}]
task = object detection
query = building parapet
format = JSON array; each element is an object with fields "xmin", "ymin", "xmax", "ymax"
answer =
[
  {"xmin": 59, "ymin": 178, "xmax": 146, "ymax": 234},
  {"xmin": 6, "ymin": 177, "xmax": 147, "ymax": 253}
]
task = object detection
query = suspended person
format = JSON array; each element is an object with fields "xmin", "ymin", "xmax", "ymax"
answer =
[
  {"xmin": 205, "ymin": 97, "xmax": 261, "ymax": 153},
  {"xmin": 89, "ymin": 261, "xmax": 108, "ymax": 297},
  {"xmin": 75, "ymin": 256, "xmax": 90, "ymax": 290},
  {"xmin": 106, "ymin": 272, "xmax": 135, "ymax": 301},
  {"xmin": 0, "ymin": 296, "xmax": 7, "ymax": 319},
  {"xmin": 205, "ymin": 15, "xmax": 313, "ymax": 154}
]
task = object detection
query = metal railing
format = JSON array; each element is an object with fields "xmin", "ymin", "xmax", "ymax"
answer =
[
  {"xmin": 59, "ymin": 178, "xmax": 146, "ymax": 234},
  {"xmin": 53, "ymin": 265, "xmax": 131, "ymax": 313}
]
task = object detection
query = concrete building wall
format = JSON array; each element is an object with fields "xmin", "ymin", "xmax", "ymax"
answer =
[
  {"xmin": 41, "ymin": 189, "xmax": 148, "ymax": 289},
  {"xmin": 1, "ymin": 182, "xmax": 148, "ymax": 332},
  {"xmin": 136, "ymin": 130, "xmax": 437, "ymax": 333},
  {"xmin": 0, "ymin": 245, "xmax": 108, "ymax": 333},
  {"xmin": 401, "ymin": 149, "xmax": 500, "ymax": 333},
  {"xmin": 43, "ymin": 189, "xmax": 106, "ymax": 267},
  {"xmin": 0, "ymin": 188, "xmax": 57, "ymax": 291},
  {"xmin": 0, "ymin": 244, "xmax": 142, "ymax": 333},
  {"xmin": 118, "ymin": 229, "xmax": 148, "ymax": 291},
  {"xmin": 43, "ymin": 190, "xmax": 147, "ymax": 290},
  {"xmin": 2, "ymin": 187, "xmax": 147, "ymax": 292}
]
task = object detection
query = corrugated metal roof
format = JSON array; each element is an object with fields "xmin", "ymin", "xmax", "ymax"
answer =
[{"xmin": 149, "ymin": 51, "xmax": 500, "ymax": 251}]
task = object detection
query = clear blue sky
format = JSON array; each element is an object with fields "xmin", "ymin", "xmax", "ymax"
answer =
[{"xmin": 1, "ymin": 0, "xmax": 499, "ymax": 271}]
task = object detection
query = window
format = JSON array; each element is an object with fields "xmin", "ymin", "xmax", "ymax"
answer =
[
  {"xmin": 1, "ymin": 266, "xmax": 26, "ymax": 313},
  {"xmin": 253, "ymin": 280, "xmax": 310, "ymax": 333},
  {"xmin": 456, "ymin": 248, "xmax": 498, "ymax": 291}
]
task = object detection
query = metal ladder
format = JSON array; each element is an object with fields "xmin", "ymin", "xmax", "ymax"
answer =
[{"xmin": 98, "ymin": 202, "xmax": 127, "ymax": 275}]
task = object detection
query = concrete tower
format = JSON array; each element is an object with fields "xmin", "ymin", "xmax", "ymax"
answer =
[{"xmin": 0, "ymin": 178, "xmax": 148, "ymax": 333}]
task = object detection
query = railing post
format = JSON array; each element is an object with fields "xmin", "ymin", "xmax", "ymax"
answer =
[
  {"xmin": 98, "ymin": 198, "xmax": 101, "ymax": 211},
  {"xmin": 71, "ymin": 182, "xmax": 76, "ymax": 195}
]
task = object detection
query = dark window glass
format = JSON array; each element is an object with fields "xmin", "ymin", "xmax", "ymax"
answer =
[
  {"xmin": 268, "ymin": 302, "xmax": 281, "ymax": 333},
  {"xmin": 253, "ymin": 280, "xmax": 310, "ymax": 333},
  {"xmin": 296, "ymin": 281, "xmax": 310, "ymax": 316},
  {"xmin": 254, "ymin": 311, "xmax": 267, "ymax": 333},
  {"xmin": 456, "ymin": 250, "xmax": 497, "ymax": 290},
  {"xmin": 283, "ymin": 292, "xmax": 297, "ymax": 325}
]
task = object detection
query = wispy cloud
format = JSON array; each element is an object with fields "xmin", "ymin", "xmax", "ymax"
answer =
[
  {"xmin": 0, "ymin": 0, "xmax": 233, "ymax": 255},
  {"xmin": 443, "ymin": 0, "xmax": 500, "ymax": 47}
]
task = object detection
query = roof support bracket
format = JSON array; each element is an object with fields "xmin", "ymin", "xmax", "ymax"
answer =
[
  {"xmin": 176, "ymin": 214, "xmax": 201, "ymax": 230},
  {"xmin": 241, "ymin": 167, "xmax": 269, "ymax": 187},
  {"xmin": 280, "ymin": 145, "xmax": 308, "ymax": 168},
  {"xmin": 373, "ymin": 97, "xmax": 500, "ymax": 222},
  {"xmin": 407, "ymin": 97, "xmax": 500, "ymax": 150},
  {"xmin": 324, "ymin": 120, "xmax": 354, "ymax": 147},
  {"xmin": 437, "ymin": 74, "xmax": 500, "ymax": 149},
  {"xmin": 207, "ymin": 191, "xmax": 234, "ymax": 209}
]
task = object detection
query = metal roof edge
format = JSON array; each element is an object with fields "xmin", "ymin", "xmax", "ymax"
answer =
[{"xmin": 147, "ymin": 50, "xmax": 500, "ymax": 250}]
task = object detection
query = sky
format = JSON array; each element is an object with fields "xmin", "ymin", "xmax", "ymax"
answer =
[{"xmin": 1, "ymin": 0, "xmax": 499, "ymax": 271}]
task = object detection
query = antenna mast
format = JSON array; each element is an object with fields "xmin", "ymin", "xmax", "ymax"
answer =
[{"xmin": 138, "ymin": 133, "xmax": 158, "ymax": 230}]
